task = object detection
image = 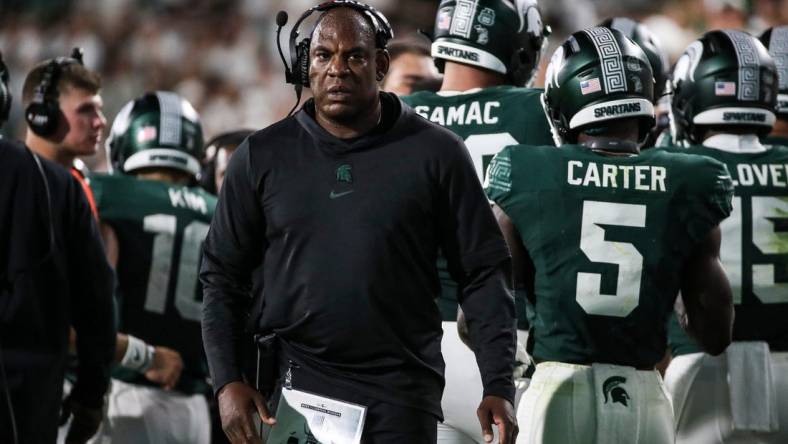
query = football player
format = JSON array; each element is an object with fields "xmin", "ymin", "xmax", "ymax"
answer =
[
  {"xmin": 486, "ymin": 27, "xmax": 735, "ymax": 443},
  {"xmin": 381, "ymin": 38, "xmax": 441, "ymax": 96},
  {"xmin": 89, "ymin": 91, "xmax": 217, "ymax": 444},
  {"xmin": 400, "ymin": 2, "xmax": 550, "ymax": 441},
  {"xmin": 199, "ymin": 129, "xmax": 253, "ymax": 195},
  {"xmin": 762, "ymin": 26, "xmax": 788, "ymax": 146},
  {"xmin": 664, "ymin": 29, "xmax": 788, "ymax": 444},
  {"xmin": 599, "ymin": 17, "xmax": 670, "ymax": 149}
]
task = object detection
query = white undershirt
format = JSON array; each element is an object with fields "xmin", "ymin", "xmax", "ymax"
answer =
[
  {"xmin": 703, "ymin": 133, "xmax": 767, "ymax": 153},
  {"xmin": 436, "ymin": 88, "xmax": 484, "ymax": 97}
]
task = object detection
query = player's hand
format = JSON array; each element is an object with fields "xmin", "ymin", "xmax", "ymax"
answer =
[
  {"xmin": 218, "ymin": 381, "xmax": 276, "ymax": 444},
  {"xmin": 477, "ymin": 395, "xmax": 518, "ymax": 444},
  {"xmin": 144, "ymin": 346, "xmax": 183, "ymax": 390},
  {"xmin": 59, "ymin": 394, "xmax": 103, "ymax": 444}
]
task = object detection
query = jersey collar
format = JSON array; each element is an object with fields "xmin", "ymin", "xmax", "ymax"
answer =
[
  {"xmin": 436, "ymin": 88, "xmax": 483, "ymax": 97},
  {"xmin": 703, "ymin": 134, "xmax": 766, "ymax": 153}
]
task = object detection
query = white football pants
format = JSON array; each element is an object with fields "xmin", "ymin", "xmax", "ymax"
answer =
[
  {"xmin": 516, "ymin": 361, "xmax": 674, "ymax": 444},
  {"xmin": 665, "ymin": 350, "xmax": 788, "ymax": 444},
  {"xmin": 60, "ymin": 379, "xmax": 210, "ymax": 444},
  {"xmin": 438, "ymin": 321, "xmax": 529, "ymax": 443}
]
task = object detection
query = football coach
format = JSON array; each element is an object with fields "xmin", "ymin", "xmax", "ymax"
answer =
[{"xmin": 200, "ymin": 2, "xmax": 518, "ymax": 443}]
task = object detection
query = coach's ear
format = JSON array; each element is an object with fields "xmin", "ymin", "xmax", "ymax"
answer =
[{"xmin": 375, "ymin": 48, "xmax": 390, "ymax": 82}]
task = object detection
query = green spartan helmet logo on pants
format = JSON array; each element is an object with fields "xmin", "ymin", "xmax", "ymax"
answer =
[{"xmin": 603, "ymin": 376, "xmax": 630, "ymax": 407}]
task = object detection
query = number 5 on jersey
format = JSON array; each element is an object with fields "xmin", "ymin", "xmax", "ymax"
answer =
[{"xmin": 576, "ymin": 201, "xmax": 647, "ymax": 317}]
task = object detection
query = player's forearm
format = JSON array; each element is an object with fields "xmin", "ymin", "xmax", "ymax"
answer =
[
  {"xmin": 682, "ymin": 258, "xmax": 734, "ymax": 356},
  {"xmin": 459, "ymin": 258, "xmax": 517, "ymax": 404},
  {"xmin": 115, "ymin": 333, "xmax": 128, "ymax": 363},
  {"xmin": 680, "ymin": 227, "xmax": 734, "ymax": 356},
  {"xmin": 493, "ymin": 205, "xmax": 533, "ymax": 331}
]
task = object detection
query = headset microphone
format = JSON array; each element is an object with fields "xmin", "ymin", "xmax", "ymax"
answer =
[
  {"xmin": 70, "ymin": 47, "xmax": 85, "ymax": 64},
  {"xmin": 276, "ymin": 11, "xmax": 291, "ymax": 82},
  {"xmin": 275, "ymin": 10, "xmax": 303, "ymax": 117}
]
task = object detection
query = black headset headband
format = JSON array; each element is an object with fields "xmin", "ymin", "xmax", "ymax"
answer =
[
  {"xmin": 31, "ymin": 48, "xmax": 85, "ymax": 106},
  {"xmin": 0, "ymin": 52, "xmax": 8, "ymax": 89},
  {"xmin": 287, "ymin": 0, "xmax": 393, "ymax": 83}
]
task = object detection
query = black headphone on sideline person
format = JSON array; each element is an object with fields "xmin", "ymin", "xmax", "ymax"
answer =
[
  {"xmin": 275, "ymin": 0, "xmax": 394, "ymax": 115},
  {"xmin": 0, "ymin": 52, "xmax": 11, "ymax": 126},
  {"xmin": 24, "ymin": 47, "xmax": 85, "ymax": 138}
]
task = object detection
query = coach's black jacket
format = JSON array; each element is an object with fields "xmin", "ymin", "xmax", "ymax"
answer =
[
  {"xmin": 200, "ymin": 93, "xmax": 516, "ymax": 418},
  {"xmin": 0, "ymin": 139, "xmax": 116, "ymax": 443}
]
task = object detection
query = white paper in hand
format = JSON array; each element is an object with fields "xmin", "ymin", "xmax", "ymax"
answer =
[{"xmin": 267, "ymin": 388, "xmax": 366, "ymax": 444}]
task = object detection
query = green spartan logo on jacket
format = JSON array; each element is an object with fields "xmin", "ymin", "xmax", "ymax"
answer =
[
  {"xmin": 603, "ymin": 376, "xmax": 630, "ymax": 407},
  {"xmin": 336, "ymin": 164, "xmax": 353, "ymax": 183}
]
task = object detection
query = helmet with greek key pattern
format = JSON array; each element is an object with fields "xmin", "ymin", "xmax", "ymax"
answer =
[
  {"xmin": 760, "ymin": 26, "xmax": 788, "ymax": 117},
  {"xmin": 600, "ymin": 17, "xmax": 669, "ymax": 102},
  {"xmin": 431, "ymin": 0, "xmax": 550, "ymax": 86},
  {"xmin": 670, "ymin": 30, "xmax": 777, "ymax": 145},
  {"xmin": 542, "ymin": 27, "xmax": 655, "ymax": 145}
]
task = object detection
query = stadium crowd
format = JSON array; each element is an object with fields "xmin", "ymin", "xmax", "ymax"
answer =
[{"xmin": 1, "ymin": 0, "xmax": 785, "ymax": 157}]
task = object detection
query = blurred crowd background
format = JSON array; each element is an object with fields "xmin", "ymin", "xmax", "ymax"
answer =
[{"xmin": 1, "ymin": 0, "xmax": 787, "ymax": 169}]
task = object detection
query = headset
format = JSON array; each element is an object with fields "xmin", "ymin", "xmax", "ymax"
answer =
[
  {"xmin": 24, "ymin": 47, "xmax": 85, "ymax": 138},
  {"xmin": 275, "ymin": 0, "xmax": 394, "ymax": 115},
  {"xmin": 0, "ymin": 52, "xmax": 11, "ymax": 125}
]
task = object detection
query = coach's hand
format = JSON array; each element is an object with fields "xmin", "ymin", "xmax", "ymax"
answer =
[
  {"xmin": 477, "ymin": 395, "xmax": 518, "ymax": 444},
  {"xmin": 145, "ymin": 346, "xmax": 183, "ymax": 390},
  {"xmin": 218, "ymin": 381, "xmax": 276, "ymax": 444}
]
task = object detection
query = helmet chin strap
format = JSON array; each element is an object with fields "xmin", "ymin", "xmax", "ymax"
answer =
[{"xmin": 581, "ymin": 137, "xmax": 639, "ymax": 156}]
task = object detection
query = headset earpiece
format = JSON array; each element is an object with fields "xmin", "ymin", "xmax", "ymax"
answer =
[
  {"xmin": 24, "ymin": 48, "xmax": 85, "ymax": 138},
  {"xmin": 25, "ymin": 62, "xmax": 62, "ymax": 138},
  {"xmin": 297, "ymin": 38, "xmax": 312, "ymax": 87}
]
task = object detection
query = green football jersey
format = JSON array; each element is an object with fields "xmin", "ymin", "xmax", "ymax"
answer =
[
  {"xmin": 402, "ymin": 86, "xmax": 553, "ymax": 324},
  {"xmin": 763, "ymin": 135, "xmax": 788, "ymax": 147},
  {"xmin": 402, "ymin": 86, "xmax": 554, "ymax": 182},
  {"xmin": 90, "ymin": 173, "xmax": 217, "ymax": 394},
  {"xmin": 667, "ymin": 144, "xmax": 788, "ymax": 355},
  {"xmin": 486, "ymin": 144, "xmax": 733, "ymax": 367},
  {"xmin": 654, "ymin": 129, "xmax": 675, "ymax": 148}
]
